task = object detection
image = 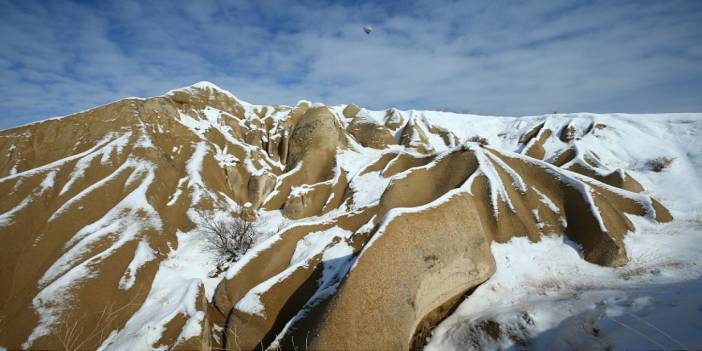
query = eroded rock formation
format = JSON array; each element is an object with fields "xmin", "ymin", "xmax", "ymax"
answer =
[{"xmin": 0, "ymin": 82, "xmax": 672, "ymax": 350}]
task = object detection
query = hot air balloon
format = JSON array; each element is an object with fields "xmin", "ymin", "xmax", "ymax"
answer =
[{"xmin": 363, "ymin": 25, "xmax": 373, "ymax": 35}]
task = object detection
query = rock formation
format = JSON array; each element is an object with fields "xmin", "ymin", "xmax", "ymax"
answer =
[{"xmin": 0, "ymin": 82, "xmax": 673, "ymax": 350}]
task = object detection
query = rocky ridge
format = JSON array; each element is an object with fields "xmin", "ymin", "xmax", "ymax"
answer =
[{"xmin": 0, "ymin": 82, "xmax": 676, "ymax": 350}]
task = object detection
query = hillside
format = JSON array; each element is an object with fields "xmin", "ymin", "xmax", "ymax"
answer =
[{"xmin": 0, "ymin": 82, "xmax": 700, "ymax": 350}]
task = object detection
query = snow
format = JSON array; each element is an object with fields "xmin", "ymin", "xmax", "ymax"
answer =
[
  {"xmin": 6, "ymin": 84, "xmax": 702, "ymax": 351},
  {"xmin": 166, "ymin": 177, "xmax": 189, "ymax": 207},
  {"xmin": 486, "ymin": 151, "xmax": 527, "ymax": 193},
  {"xmin": 336, "ymin": 147, "xmax": 386, "ymax": 178},
  {"xmin": 532, "ymin": 187, "xmax": 561, "ymax": 214},
  {"xmin": 213, "ymin": 144, "xmax": 239, "ymax": 168},
  {"xmin": 424, "ymin": 113, "xmax": 702, "ymax": 350},
  {"xmin": 0, "ymin": 196, "xmax": 32, "ymax": 228},
  {"xmin": 269, "ymin": 108, "xmax": 293, "ymax": 122},
  {"xmin": 185, "ymin": 142, "xmax": 209, "ymax": 204},
  {"xmin": 59, "ymin": 133, "xmax": 132, "ymax": 195},
  {"xmin": 236, "ymin": 226, "xmax": 352, "ymax": 317},
  {"xmin": 289, "ymin": 227, "xmax": 350, "ymax": 267},
  {"xmin": 465, "ymin": 146, "xmax": 517, "ymax": 217},
  {"xmin": 24, "ymin": 159, "xmax": 163, "ymax": 349},
  {"xmin": 39, "ymin": 170, "xmax": 57, "ymax": 190},
  {"xmin": 176, "ymin": 112, "xmax": 211, "ymax": 139},
  {"xmin": 289, "ymin": 184, "xmax": 313, "ymax": 198},
  {"xmin": 268, "ymin": 239, "xmax": 355, "ymax": 349},
  {"xmin": 0, "ymin": 133, "xmax": 119, "ymax": 184},
  {"xmin": 98, "ymin": 225, "xmax": 222, "ymax": 350},
  {"xmin": 418, "ymin": 116, "xmax": 451, "ymax": 151},
  {"xmin": 426, "ymin": 218, "xmax": 702, "ymax": 350},
  {"xmin": 119, "ymin": 240, "xmax": 157, "ymax": 290},
  {"xmin": 354, "ymin": 186, "xmax": 468, "ymax": 268},
  {"xmin": 336, "ymin": 147, "xmax": 411, "ymax": 208},
  {"xmin": 49, "ymin": 158, "xmax": 142, "ymax": 222},
  {"xmin": 1, "ymin": 168, "xmax": 57, "ymax": 227},
  {"xmin": 355, "ymin": 108, "xmax": 386, "ymax": 125},
  {"xmin": 134, "ymin": 131, "xmax": 155, "ymax": 150}
]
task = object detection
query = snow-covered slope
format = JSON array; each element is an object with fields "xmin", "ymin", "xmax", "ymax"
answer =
[
  {"xmin": 425, "ymin": 113, "xmax": 702, "ymax": 350},
  {"xmin": 0, "ymin": 82, "xmax": 699, "ymax": 350}
]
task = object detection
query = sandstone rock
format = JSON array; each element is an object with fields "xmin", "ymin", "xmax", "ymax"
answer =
[
  {"xmin": 283, "ymin": 194, "xmax": 495, "ymax": 350},
  {"xmin": 0, "ymin": 82, "xmax": 677, "ymax": 351},
  {"xmin": 342, "ymin": 103, "xmax": 361, "ymax": 119},
  {"xmin": 560, "ymin": 124, "xmax": 577, "ymax": 142},
  {"xmin": 247, "ymin": 172, "xmax": 276, "ymax": 209},
  {"xmin": 347, "ymin": 116, "xmax": 396, "ymax": 149}
]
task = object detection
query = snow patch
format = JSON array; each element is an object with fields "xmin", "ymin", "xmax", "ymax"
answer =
[{"xmin": 119, "ymin": 240, "xmax": 157, "ymax": 290}]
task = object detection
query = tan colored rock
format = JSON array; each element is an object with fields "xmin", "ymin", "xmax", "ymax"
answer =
[
  {"xmin": 347, "ymin": 116, "xmax": 396, "ymax": 149},
  {"xmin": 342, "ymin": 103, "xmax": 361, "ymax": 119},
  {"xmin": 282, "ymin": 183, "xmax": 333, "ymax": 219},
  {"xmin": 560, "ymin": 124, "xmax": 577, "ymax": 142},
  {"xmin": 266, "ymin": 126, "xmax": 283, "ymax": 162},
  {"xmin": 287, "ymin": 107, "xmax": 343, "ymax": 174},
  {"xmin": 170, "ymin": 91, "xmax": 191, "ymax": 104},
  {"xmin": 523, "ymin": 128, "xmax": 552, "ymax": 160},
  {"xmin": 282, "ymin": 194, "xmax": 495, "ymax": 350},
  {"xmin": 519, "ymin": 122, "xmax": 545, "ymax": 144},
  {"xmin": 0, "ymin": 82, "xmax": 677, "ymax": 351},
  {"xmin": 384, "ymin": 108, "xmax": 405, "ymax": 130},
  {"xmin": 247, "ymin": 172, "xmax": 277, "ymax": 209},
  {"xmin": 224, "ymin": 164, "xmax": 243, "ymax": 191},
  {"xmin": 245, "ymin": 128, "xmax": 265, "ymax": 148},
  {"xmin": 399, "ymin": 118, "xmax": 434, "ymax": 153},
  {"xmin": 279, "ymin": 127, "xmax": 290, "ymax": 165},
  {"xmin": 381, "ymin": 152, "xmax": 434, "ymax": 177}
]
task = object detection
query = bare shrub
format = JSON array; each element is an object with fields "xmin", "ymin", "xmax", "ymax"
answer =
[
  {"xmin": 646, "ymin": 157, "xmax": 674, "ymax": 172},
  {"xmin": 467, "ymin": 136, "xmax": 489, "ymax": 146},
  {"xmin": 451, "ymin": 313, "xmax": 534, "ymax": 350},
  {"xmin": 196, "ymin": 210, "xmax": 258, "ymax": 275}
]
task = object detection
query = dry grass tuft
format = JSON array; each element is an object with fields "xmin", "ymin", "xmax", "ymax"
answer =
[
  {"xmin": 467, "ymin": 136, "xmax": 489, "ymax": 146},
  {"xmin": 646, "ymin": 157, "xmax": 674, "ymax": 172}
]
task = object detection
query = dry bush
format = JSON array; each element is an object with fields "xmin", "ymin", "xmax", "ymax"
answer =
[
  {"xmin": 451, "ymin": 313, "xmax": 534, "ymax": 350},
  {"xmin": 467, "ymin": 136, "xmax": 489, "ymax": 146},
  {"xmin": 646, "ymin": 157, "xmax": 674, "ymax": 172},
  {"xmin": 197, "ymin": 209, "xmax": 258, "ymax": 275}
]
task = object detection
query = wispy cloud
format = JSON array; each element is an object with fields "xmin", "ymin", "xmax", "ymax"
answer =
[{"xmin": 1, "ymin": 0, "xmax": 701, "ymax": 129}]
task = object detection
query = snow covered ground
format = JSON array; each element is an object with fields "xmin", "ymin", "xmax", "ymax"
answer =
[{"xmin": 426, "ymin": 114, "xmax": 702, "ymax": 350}]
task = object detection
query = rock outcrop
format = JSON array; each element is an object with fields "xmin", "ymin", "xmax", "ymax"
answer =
[{"xmin": 0, "ymin": 82, "xmax": 674, "ymax": 350}]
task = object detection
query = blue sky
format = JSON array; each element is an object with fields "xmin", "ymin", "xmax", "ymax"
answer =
[{"xmin": 1, "ymin": 0, "xmax": 701, "ymax": 130}]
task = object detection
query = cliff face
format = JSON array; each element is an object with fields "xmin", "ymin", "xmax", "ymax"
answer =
[{"xmin": 0, "ymin": 82, "xmax": 675, "ymax": 350}]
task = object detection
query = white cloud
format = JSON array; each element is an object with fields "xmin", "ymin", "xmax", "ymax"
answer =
[{"xmin": 0, "ymin": 0, "xmax": 701, "ymax": 129}]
